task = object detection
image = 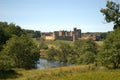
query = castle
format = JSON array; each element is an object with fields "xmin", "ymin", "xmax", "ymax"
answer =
[{"xmin": 41, "ymin": 28, "xmax": 81, "ymax": 41}]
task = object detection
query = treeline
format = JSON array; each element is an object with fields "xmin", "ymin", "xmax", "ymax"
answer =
[
  {"xmin": 46, "ymin": 28, "xmax": 120, "ymax": 69},
  {"xmin": 46, "ymin": 39, "xmax": 97, "ymax": 65},
  {"xmin": 0, "ymin": 22, "xmax": 40, "ymax": 71},
  {"xmin": 25, "ymin": 29, "xmax": 41, "ymax": 38},
  {"xmin": 46, "ymin": 0, "xmax": 120, "ymax": 69}
]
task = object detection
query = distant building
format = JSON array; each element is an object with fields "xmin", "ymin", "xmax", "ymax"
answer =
[
  {"xmin": 81, "ymin": 32, "xmax": 107, "ymax": 41},
  {"xmin": 41, "ymin": 28, "xmax": 81, "ymax": 41}
]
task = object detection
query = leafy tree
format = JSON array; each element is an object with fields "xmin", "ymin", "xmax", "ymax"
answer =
[
  {"xmin": 0, "ymin": 52, "xmax": 14, "ymax": 71},
  {"xmin": 25, "ymin": 29, "xmax": 35, "ymax": 37},
  {"xmin": 1, "ymin": 35, "xmax": 40, "ymax": 69},
  {"xmin": 74, "ymin": 39, "xmax": 85, "ymax": 55},
  {"xmin": 0, "ymin": 28, "xmax": 7, "ymax": 46},
  {"xmin": 83, "ymin": 39, "xmax": 97, "ymax": 54},
  {"xmin": 0, "ymin": 22, "xmax": 9, "ymax": 46},
  {"xmin": 33, "ymin": 31, "xmax": 41, "ymax": 38},
  {"xmin": 67, "ymin": 49, "xmax": 77, "ymax": 64},
  {"xmin": 46, "ymin": 47, "xmax": 58, "ymax": 61},
  {"xmin": 25, "ymin": 30, "xmax": 41, "ymax": 38},
  {"xmin": 98, "ymin": 1, "xmax": 120, "ymax": 69},
  {"xmin": 101, "ymin": 1, "xmax": 120, "ymax": 29},
  {"xmin": 0, "ymin": 21, "xmax": 40, "ymax": 70},
  {"xmin": 5, "ymin": 23, "xmax": 24, "ymax": 37},
  {"xmin": 0, "ymin": 22, "xmax": 8, "ymax": 29},
  {"xmin": 98, "ymin": 29, "xmax": 120, "ymax": 68},
  {"xmin": 0, "ymin": 22, "xmax": 25, "ymax": 48},
  {"xmin": 81, "ymin": 39, "xmax": 97, "ymax": 64},
  {"xmin": 38, "ymin": 38, "xmax": 48, "ymax": 50},
  {"xmin": 74, "ymin": 39, "xmax": 97, "ymax": 64},
  {"xmin": 58, "ymin": 43, "xmax": 72, "ymax": 63}
]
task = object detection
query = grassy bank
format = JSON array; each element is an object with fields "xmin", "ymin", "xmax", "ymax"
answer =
[
  {"xmin": 33, "ymin": 38, "xmax": 103, "ymax": 48},
  {"xmin": 2, "ymin": 65, "xmax": 120, "ymax": 80}
]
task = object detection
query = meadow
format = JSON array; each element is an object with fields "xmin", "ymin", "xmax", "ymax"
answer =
[
  {"xmin": 11, "ymin": 39, "xmax": 119, "ymax": 80},
  {"xmin": 3, "ymin": 65, "xmax": 120, "ymax": 80},
  {"xmin": 33, "ymin": 39, "xmax": 103, "ymax": 48}
]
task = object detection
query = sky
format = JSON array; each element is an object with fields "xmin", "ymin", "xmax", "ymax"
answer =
[{"xmin": 0, "ymin": 0, "xmax": 120, "ymax": 32}]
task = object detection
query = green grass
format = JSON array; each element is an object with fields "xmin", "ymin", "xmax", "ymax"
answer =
[
  {"xmin": 33, "ymin": 38, "xmax": 103, "ymax": 48},
  {"xmin": 95, "ymin": 41, "xmax": 103, "ymax": 46},
  {"xmin": 3, "ymin": 65, "xmax": 120, "ymax": 80},
  {"xmin": 45, "ymin": 40, "xmax": 73, "ymax": 48},
  {"xmin": 33, "ymin": 38, "xmax": 73, "ymax": 48}
]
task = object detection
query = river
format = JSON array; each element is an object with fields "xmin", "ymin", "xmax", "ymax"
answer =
[{"xmin": 37, "ymin": 58, "xmax": 72, "ymax": 69}]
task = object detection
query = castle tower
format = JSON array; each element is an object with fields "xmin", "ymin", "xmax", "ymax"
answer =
[{"xmin": 72, "ymin": 28, "xmax": 81, "ymax": 41}]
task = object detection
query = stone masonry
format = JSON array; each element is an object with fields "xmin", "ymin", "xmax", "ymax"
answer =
[{"xmin": 41, "ymin": 28, "xmax": 81, "ymax": 41}]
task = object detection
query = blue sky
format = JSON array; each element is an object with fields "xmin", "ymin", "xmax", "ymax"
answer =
[{"xmin": 0, "ymin": 0, "xmax": 119, "ymax": 32}]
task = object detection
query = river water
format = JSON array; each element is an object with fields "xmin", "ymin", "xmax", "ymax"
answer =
[{"xmin": 37, "ymin": 58, "xmax": 72, "ymax": 69}]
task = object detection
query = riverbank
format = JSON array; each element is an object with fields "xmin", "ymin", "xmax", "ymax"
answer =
[
  {"xmin": 2, "ymin": 65, "xmax": 120, "ymax": 80},
  {"xmin": 37, "ymin": 58, "xmax": 73, "ymax": 69}
]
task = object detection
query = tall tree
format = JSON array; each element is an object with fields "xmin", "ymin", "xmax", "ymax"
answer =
[
  {"xmin": 1, "ymin": 35, "xmax": 40, "ymax": 69},
  {"xmin": 46, "ymin": 47, "xmax": 58, "ymax": 61},
  {"xmin": 98, "ymin": 1, "xmax": 120, "ymax": 69},
  {"xmin": 33, "ymin": 31, "xmax": 41, "ymax": 38},
  {"xmin": 74, "ymin": 39, "xmax": 97, "ymax": 64},
  {"xmin": 101, "ymin": 1, "xmax": 120, "ymax": 29},
  {"xmin": 0, "ymin": 52, "xmax": 14, "ymax": 71},
  {"xmin": 98, "ymin": 29, "xmax": 120, "ymax": 68},
  {"xmin": 57, "ymin": 43, "xmax": 74, "ymax": 64},
  {"xmin": 0, "ymin": 22, "xmax": 25, "ymax": 47},
  {"xmin": 5, "ymin": 23, "xmax": 24, "ymax": 37},
  {"xmin": 0, "ymin": 28, "xmax": 7, "ymax": 46},
  {"xmin": 0, "ymin": 22, "xmax": 9, "ymax": 51}
]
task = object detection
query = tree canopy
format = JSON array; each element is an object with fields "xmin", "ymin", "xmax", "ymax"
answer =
[
  {"xmin": 101, "ymin": 1, "xmax": 120, "ymax": 29},
  {"xmin": 98, "ymin": 1, "xmax": 120, "ymax": 69},
  {"xmin": 98, "ymin": 29, "xmax": 120, "ymax": 68},
  {"xmin": 0, "ymin": 22, "xmax": 40, "ymax": 70},
  {"xmin": 0, "ymin": 35, "xmax": 40, "ymax": 70}
]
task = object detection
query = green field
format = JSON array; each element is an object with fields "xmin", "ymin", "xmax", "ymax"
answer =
[
  {"xmin": 33, "ymin": 38, "xmax": 103, "ymax": 48},
  {"xmin": 2, "ymin": 65, "xmax": 120, "ymax": 80}
]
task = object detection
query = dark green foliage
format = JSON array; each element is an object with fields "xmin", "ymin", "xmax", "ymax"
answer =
[
  {"xmin": 101, "ymin": 1, "xmax": 120, "ymax": 29},
  {"xmin": 0, "ymin": 22, "xmax": 9, "ymax": 47},
  {"xmin": 98, "ymin": 1, "xmax": 120, "ymax": 69},
  {"xmin": 25, "ymin": 30, "xmax": 41, "ymax": 38},
  {"xmin": 0, "ymin": 69, "xmax": 20, "ymax": 79},
  {"xmin": 5, "ymin": 23, "xmax": 24, "ymax": 37},
  {"xmin": 0, "ymin": 52, "xmax": 14, "ymax": 71},
  {"xmin": 0, "ymin": 28, "xmax": 7, "ymax": 50},
  {"xmin": 46, "ymin": 43, "xmax": 76, "ymax": 64},
  {"xmin": 1, "ymin": 35, "xmax": 40, "ymax": 69},
  {"xmin": 47, "ymin": 47, "xmax": 58, "ymax": 61},
  {"xmin": 38, "ymin": 38, "xmax": 48, "ymax": 50},
  {"xmin": 33, "ymin": 31, "xmax": 41, "ymax": 38},
  {"xmin": 46, "ymin": 39, "xmax": 97, "ymax": 65},
  {"xmin": 79, "ymin": 52, "xmax": 95, "ymax": 64},
  {"xmin": 55, "ymin": 43, "xmax": 76, "ymax": 64},
  {"xmin": 74, "ymin": 39, "xmax": 97, "ymax": 64},
  {"xmin": 97, "ymin": 29, "xmax": 120, "ymax": 68},
  {"xmin": 83, "ymin": 39, "xmax": 97, "ymax": 55},
  {"xmin": 0, "ymin": 21, "xmax": 40, "ymax": 70},
  {"xmin": 0, "ymin": 22, "xmax": 25, "ymax": 49},
  {"xmin": 41, "ymin": 44, "xmax": 48, "ymax": 50},
  {"xmin": 59, "ymin": 43, "xmax": 71, "ymax": 63}
]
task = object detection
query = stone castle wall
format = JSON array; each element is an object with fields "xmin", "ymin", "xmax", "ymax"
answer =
[{"xmin": 41, "ymin": 28, "xmax": 81, "ymax": 41}]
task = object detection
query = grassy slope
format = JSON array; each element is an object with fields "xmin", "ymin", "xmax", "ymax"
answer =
[
  {"xmin": 6, "ymin": 65, "xmax": 120, "ymax": 80},
  {"xmin": 23, "ymin": 39, "xmax": 118, "ymax": 80},
  {"xmin": 33, "ymin": 38, "xmax": 103, "ymax": 48}
]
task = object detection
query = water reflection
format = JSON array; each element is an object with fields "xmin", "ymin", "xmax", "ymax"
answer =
[{"xmin": 37, "ymin": 58, "xmax": 71, "ymax": 69}]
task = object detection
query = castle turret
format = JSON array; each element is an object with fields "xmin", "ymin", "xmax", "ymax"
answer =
[{"xmin": 73, "ymin": 28, "xmax": 81, "ymax": 41}]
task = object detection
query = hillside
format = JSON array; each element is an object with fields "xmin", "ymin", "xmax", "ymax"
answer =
[{"xmin": 3, "ymin": 65, "xmax": 120, "ymax": 80}]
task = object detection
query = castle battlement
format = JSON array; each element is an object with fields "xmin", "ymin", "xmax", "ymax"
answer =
[{"xmin": 41, "ymin": 28, "xmax": 81, "ymax": 41}]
